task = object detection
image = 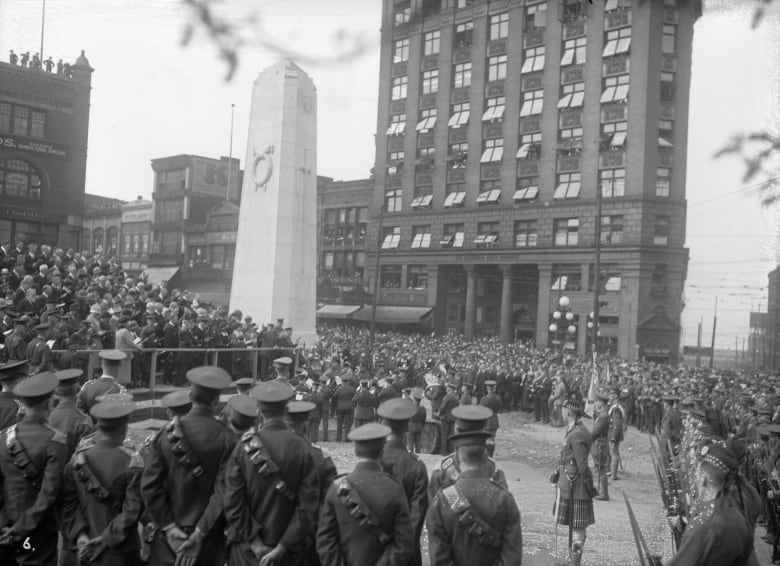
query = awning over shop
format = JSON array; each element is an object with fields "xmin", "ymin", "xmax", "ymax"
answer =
[
  {"xmin": 315, "ymin": 304, "xmax": 363, "ymax": 319},
  {"xmin": 143, "ymin": 267, "xmax": 180, "ymax": 287},
  {"xmin": 351, "ymin": 306, "xmax": 433, "ymax": 325}
]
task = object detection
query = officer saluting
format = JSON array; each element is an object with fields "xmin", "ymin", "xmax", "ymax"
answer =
[
  {"xmin": 141, "ymin": 366, "xmax": 236, "ymax": 566},
  {"xmin": 377, "ymin": 398, "xmax": 429, "ymax": 566},
  {"xmin": 429, "ymin": 405, "xmax": 507, "ymax": 500},
  {"xmin": 317, "ymin": 423, "xmax": 414, "ymax": 566},
  {"xmin": 223, "ymin": 380, "xmax": 320, "ymax": 566},
  {"xmin": 0, "ymin": 372, "xmax": 67, "ymax": 565},
  {"xmin": 426, "ymin": 422, "xmax": 523, "ymax": 566},
  {"xmin": 59, "ymin": 398, "xmax": 144, "ymax": 565},
  {"xmin": 77, "ymin": 350, "xmax": 127, "ymax": 415}
]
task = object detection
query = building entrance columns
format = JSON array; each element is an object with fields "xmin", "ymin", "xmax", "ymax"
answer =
[
  {"xmin": 499, "ymin": 264, "xmax": 513, "ymax": 344},
  {"xmin": 464, "ymin": 265, "xmax": 476, "ymax": 341}
]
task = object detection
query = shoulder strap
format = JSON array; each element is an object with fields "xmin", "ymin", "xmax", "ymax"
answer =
[
  {"xmin": 442, "ymin": 482, "xmax": 501, "ymax": 548},
  {"xmin": 73, "ymin": 450, "xmax": 123, "ymax": 511},
  {"xmin": 43, "ymin": 423, "xmax": 66, "ymax": 444},
  {"xmin": 335, "ymin": 476, "xmax": 394, "ymax": 545},
  {"xmin": 5, "ymin": 425, "xmax": 43, "ymax": 485},
  {"xmin": 242, "ymin": 430, "xmax": 297, "ymax": 504},
  {"xmin": 166, "ymin": 416, "xmax": 213, "ymax": 489}
]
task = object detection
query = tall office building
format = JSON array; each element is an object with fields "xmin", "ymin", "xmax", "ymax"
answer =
[{"xmin": 369, "ymin": 0, "xmax": 699, "ymax": 362}]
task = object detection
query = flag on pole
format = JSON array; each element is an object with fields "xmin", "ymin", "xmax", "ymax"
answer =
[{"xmin": 584, "ymin": 349, "xmax": 600, "ymax": 418}]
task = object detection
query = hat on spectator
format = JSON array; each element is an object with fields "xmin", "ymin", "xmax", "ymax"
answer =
[
  {"xmin": 233, "ymin": 377, "xmax": 254, "ymax": 391},
  {"xmin": 89, "ymin": 305, "xmax": 101, "ymax": 315},
  {"xmin": 484, "ymin": 380, "xmax": 497, "ymax": 388},
  {"xmin": 250, "ymin": 380, "xmax": 295, "ymax": 411},
  {"xmin": 452, "ymin": 405, "xmax": 492, "ymax": 433},
  {"xmin": 347, "ymin": 422, "xmax": 390, "ymax": 450},
  {"xmin": 377, "ymin": 398, "xmax": 416, "ymax": 423},
  {"xmin": 0, "ymin": 360, "xmax": 29, "ymax": 381},
  {"xmin": 228, "ymin": 394, "xmax": 259, "ymax": 418},
  {"xmin": 445, "ymin": 381, "xmax": 458, "ymax": 391},
  {"xmin": 161, "ymin": 389, "xmax": 192, "ymax": 411},
  {"xmin": 14, "ymin": 372, "xmax": 58, "ymax": 404},
  {"xmin": 767, "ymin": 424, "xmax": 780, "ymax": 437},
  {"xmin": 186, "ymin": 366, "xmax": 231, "ymax": 390},
  {"xmin": 99, "ymin": 350, "xmax": 126, "ymax": 363},
  {"xmin": 55, "ymin": 368, "xmax": 83, "ymax": 387},
  {"xmin": 285, "ymin": 400, "xmax": 315, "ymax": 423}
]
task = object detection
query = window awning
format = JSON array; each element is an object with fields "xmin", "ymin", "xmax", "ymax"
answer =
[
  {"xmin": 351, "ymin": 306, "xmax": 433, "ymax": 324},
  {"xmin": 143, "ymin": 267, "xmax": 180, "ymax": 287},
  {"xmin": 315, "ymin": 304, "xmax": 363, "ymax": 319}
]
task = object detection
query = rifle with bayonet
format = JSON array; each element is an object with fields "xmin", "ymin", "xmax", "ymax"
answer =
[{"xmin": 648, "ymin": 434, "xmax": 686, "ymax": 551}]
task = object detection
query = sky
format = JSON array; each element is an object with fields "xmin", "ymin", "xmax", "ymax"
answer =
[{"xmin": 0, "ymin": 0, "xmax": 778, "ymax": 350}]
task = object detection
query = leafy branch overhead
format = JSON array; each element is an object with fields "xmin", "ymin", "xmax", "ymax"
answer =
[{"xmin": 179, "ymin": 0, "xmax": 373, "ymax": 82}]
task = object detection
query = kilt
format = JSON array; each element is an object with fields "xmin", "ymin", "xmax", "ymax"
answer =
[{"xmin": 556, "ymin": 497, "xmax": 595, "ymax": 529}]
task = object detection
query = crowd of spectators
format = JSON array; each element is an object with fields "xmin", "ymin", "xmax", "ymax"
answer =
[{"xmin": 7, "ymin": 49, "xmax": 70, "ymax": 75}]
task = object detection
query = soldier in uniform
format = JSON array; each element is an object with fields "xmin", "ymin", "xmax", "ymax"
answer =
[
  {"xmin": 426, "ymin": 425, "xmax": 523, "ymax": 566},
  {"xmin": 377, "ymin": 375, "xmax": 399, "ymax": 405},
  {"xmin": 479, "ymin": 380, "xmax": 502, "ymax": 458},
  {"xmin": 429, "ymin": 406, "xmax": 507, "ymax": 500},
  {"xmin": 608, "ymin": 387, "xmax": 626, "ymax": 480},
  {"xmin": 271, "ymin": 356, "xmax": 293, "ymax": 383},
  {"xmin": 59, "ymin": 398, "xmax": 144, "ymax": 566},
  {"xmin": 224, "ymin": 395, "xmax": 258, "ymax": 435},
  {"xmin": 590, "ymin": 391, "xmax": 611, "ymax": 501},
  {"xmin": 76, "ymin": 350, "xmax": 127, "ymax": 416},
  {"xmin": 223, "ymin": 380, "xmax": 320, "ymax": 566},
  {"xmin": 333, "ymin": 377, "xmax": 356, "ymax": 442},
  {"xmin": 0, "ymin": 360, "xmax": 26, "ymax": 429},
  {"xmin": 319, "ymin": 376, "xmax": 333, "ymax": 442},
  {"xmin": 407, "ymin": 389, "xmax": 426, "ymax": 454},
  {"xmin": 4, "ymin": 318, "xmax": 28, "ymax": 362},
  {"xmin": 353, "ymin": 379, "xmax": 377, "ymax": 429},
  {"xmin": 550, "ymin": 399, "xmax": 596, "ymax": 566},
  {"xmin": 0, "ymin": 372, "xmax": 67, "ymax": 565},
  {"xmin": 140, "ymin": 366, "xmax": 236, "ymax": 566},
  {"xmin": 26, "ymin": 323, "xmax": 53, "ymax": 375},
  {"xmin": 48, "ymin": 369, "xmax": 93, "ymax": 458},
  {"xmin": 377, "ymin": 398, "xmax": 429, "ymax": 566},
  {"xmin": 302, "ymin": 381, "xmax": 324, "ymax": 443},
  {"xmin": 316, "ymin": 423, "xmax": 414, "ymax": 566},
  {"xmin": 437, "ymin": 382, "xmax": 459, "ymax": 456}
]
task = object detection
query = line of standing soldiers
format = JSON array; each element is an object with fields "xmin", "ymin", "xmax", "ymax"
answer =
[{"xmin": 0, "ymin": 353, "xmax": 523, "ymax": 566}]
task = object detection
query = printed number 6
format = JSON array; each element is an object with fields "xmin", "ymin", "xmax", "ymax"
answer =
[{"xmin": 22, "ymin": 537, "xmax": 31, "ymax": 550}]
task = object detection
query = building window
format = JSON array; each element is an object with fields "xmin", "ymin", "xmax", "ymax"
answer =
[
  {"xmin": 380, "ymin": 265, "xmax": 402, "ymax": 288},
  {"xmin": 424, "ymin": 30, "xmax": 441, "ymax": 56},
  {"xmin": 441, "ymin": 223, "xmax": 465, "ymax": 248},
  {"xmin": 601, "ymin": 75, "xmax": 630, "ymax": 103},
  {"xmin": 422, "ymin": 69, "xmax": 439, "ymax": 94},
  {"xmin": 603, "ymin": 28, "xmax": 631, "ymax": 57},
  {"xmin": 449, "ymin": 141, "xmax": 468, "ymax": 156},
  {"xmin": 156, "ymin": 169, "xmax": 186, "ymax": 193},
  {"xmin": 561, "ymin": 37, "xmax": 586, "ymax": 66},
  {"xmin": 554, "ymin": 218, "xmax": 579, "ymax": 246},
  {"xmin": 662, "ymin": 24, "xmax": 676, "ymax": 54},
  {"xmin": 411, "ymin": 186, "xmax": 433, "ymax": 209},
  {"xmin": 520, "ymin": 89, "xmax": 544, "ymax": 117},
  {"xmin": 384, "ymin": 189, "xmax": 402, "ymax": 213},
  {"xmin": 124, "ymin": 234, "xmax": 132, "ymax": 254},
  {"xmin": 601, "ymin": 121, "xmax": 627, "ymax": 148},
  {"xmin": 454, "ymin": 21, "xmax": 474, "ymax": 48},
  {"xmin": 488, "ymin": 12, "xmax": 509, "ymax": 40},
  {"xmin": 0, "ymin": 159, "xmax": 42, "ymax": 201},
  {"xmin": 93, "ymin": 228, "xmax": 105, "ymax": 253},
  {"xmin": 395, "ymin": 0, "xmax": 411, "ymax": 25},
  {"xmin": 652, "ymin": 264, "xmax": 668, "ymax": 296},
  {"xmin": 480, "ymin": 138, "xmax": 504, "ymax": 163},
  {"xmin": 30, "ymin": 111, "xmax": 46, "ymax": 138},
  {"xmin": 417, "ymin": 147, "xmax": 435, "ymax": 159},
  {"xmin": 554, "ymin": 172, "xmax": 581, "ymax": 199},
  {"xmin": 155, "ymin": 199, "xmax": 184, "ymax": 223},
  {"xmin": 477, "ymin": 180, "xmax": 501, "ymax": 205},
  {"xmin": 323, "ymin": 251, "xmax": 334, "ymax": 271},
  {"xmin": 444, "ymin": 183, "xmax": 466, "ymax": 207},
  {"xmin": 600, "ymin": 168, "xmax": 625, "ymax": 197},
  {"xmin": 381, "ymin": 226, "xmax": 401, "ymax": 249},
  {"xmin": 392, "ymin": 76, "xmax": 408, "ymax": 100},
  {"xmin": 0, "ymin": 103, "xmax": 10, "ymax": 132},
  {"xmin": 141, "ymin": 234, "xmax": 149, "ymax": 253},
  {"xmin": 660, "ymin": 72, "xmax": 676, "ymax": 101},
  {"xmin": 656, "ymin": 168, "xmax": 671, "ymax": 197},
  {"xmin": 394, "ymin": 38, "xmax": 410, "ymax": 63},
  {"xmin": 386, "ymin": 113, "xmax": 406, "ymax": 135},
  {"xmin": 514, "ymin": 176, "xmax": 539, "ymax": 201},
  {"xmin": 189, "ymin": 245, "xmax": 209, "ymax": 267},
  {"xmin": 411, "ymin": 226, "xmax": 432, "ymax": 249},
  {"xmin": 559, "ymin": 126, "xmax": 583, "ymax": 140},
  {"xmin": 557, "ymin": 82, "xmax": 585, "ymax": 109},
  {"xmin": 551, "ymin": 263, "xmax": 582, "ymax": 290},
  {"xmin": 475, "ymin": 222, "xmax": 500, "ymax": 247},
  {"xmin": 589, "ymin": 263, "xmax": 622, "ymax": 292},
  {"xmin": 449, "ymin": 102, "xmax": 470, "ymax": 127},
  {"xmin": 600, "ymin": 215, "xmax": 624, "ymax": 244},
  {"xmin": 517, "ymin": 133, "xmax": 542, "ymax": 160},
  {"xmin": 521, "ymin": 47, "xmax": 545, "ymax": 73},
  {"xmin": 659, "ymin": 119, "xmax": 674, "ymax": 147},
  {"xmin": 482, "ymin": 96, "xmax": 505, "ymax": 122},
  {"xmin": 453, "ymin": 62, "xmax": 472, "ymax": 89},
  {"xmin": 387, "ymin": 150, "xmax": 404, "ymax": 171},
  {"xmin": 487, "ymin": 54, "xmax": 507, "ymax": 82},
  {"xmin": 525, "ymin": 2, "xmax": 547, "ymax": 30},
  {"xmin": 407, "ymin": 265, "xmax": 429, "ymax": 289},
  {"xmin": 11, "ymin": 106, "xmax": 28, "ymax": 135},
  {"xmin": 605, "ymin": 0, "xmax": 631, "ymax": 10},
  {"xmin": 654, "ymin": 216, "xmax": 670, "ymax": 245},
  {"xmin": 561, "ymin": 0, "xmax": 585, "ymax": 22},
  {"xmin": 514, "ymin": 220, "xmax": 538, "ymax": 247},
  {"xmin": 415, "ymin": 108, "xmax": 437, "ymax": 133}
]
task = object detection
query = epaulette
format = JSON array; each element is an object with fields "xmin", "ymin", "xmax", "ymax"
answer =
[
  {"xmin": 44, "ymin": 424, "xmax": 66, "ymax": 445},
  {"xmin": 119, "ymin": 445, "xmax": 145, "ymax": 468},
  {"xmin": 439, "ymin": 454, "xmax": 455, "ymax": 471},
  {"xmin": 489, "ymin": 476, "xmax": 508, "ymax": 490}
]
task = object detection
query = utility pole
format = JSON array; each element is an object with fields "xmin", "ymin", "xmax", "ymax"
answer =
[
  {"xmin": 40, "ymin": 0, "xmax": 46, "ymax": 63},
  {"xmin": 226, "ymin": 103, "xmax": 235, "ymax": 201},
  {"xmin": 591, "ymin": 183, "xmax": 603, "ymax": 356},
  {"xmin": 709, "ymin": 296, "xmax": 718, "ymax": 369},
  {"xmin": 695, "ymin": 318, "xmax": 702, "ymax": 367},
  {"xmin": 369, "ymin": 204, "xmax": 385, "ymax": 357}
]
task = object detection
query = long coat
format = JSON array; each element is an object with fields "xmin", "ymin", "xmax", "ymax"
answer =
[{"xmin": 556, "ymin": 420, "xmax": 594, "ymax": 499}]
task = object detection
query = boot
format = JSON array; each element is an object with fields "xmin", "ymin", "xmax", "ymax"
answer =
[
  {"xmin": 594, "ymin": 475, "xmax": 609, "ymax": 501},
  {"xmin": 570, "ymin": 542, "xmax": 583, "ymax": 566}
]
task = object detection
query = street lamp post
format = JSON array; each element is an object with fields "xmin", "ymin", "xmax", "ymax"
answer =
[{"xmin": 549, "ymin": 295, "xmax": 577, "ymax": 354}]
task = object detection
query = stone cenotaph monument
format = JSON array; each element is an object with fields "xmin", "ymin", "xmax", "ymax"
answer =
[{"xmin": 230, "ymin": 60, "xmax": 317, "ymax": 345}]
